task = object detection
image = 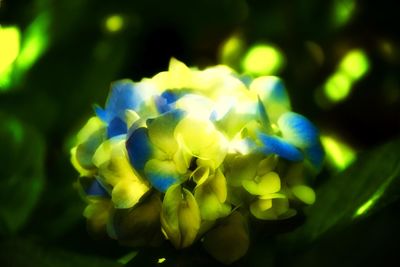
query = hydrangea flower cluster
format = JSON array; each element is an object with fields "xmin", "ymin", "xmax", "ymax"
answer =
[{"xmin": 71, "ymin": 59, "xmax": 324, "ymax": 264}]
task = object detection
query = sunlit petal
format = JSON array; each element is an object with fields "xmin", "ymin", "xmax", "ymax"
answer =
[
  {"xmin": 194, "ymin": 169, "xmax": 230, "ymax": 220},
  {"xmin": 291, "ymin": 185, "xmax": 316, "ymax": 205},
  {"xmin": 250, "ymin": 196, "xmax": 296, "ymax": 220},
  {"xmin": 250, "ymin": 76, "xmax": 291, "ymax": 122},
  {"xmin": 144, "ymin": 159, "xmax": 181, "ymax": 192},
  {"xmin": 112, "ymin": 179, "xmax": 150, "ymax": 208},
  {"xmin": 72, "ymin": 117, "xmax": 106, "ymax": 173},
  {"xmin": 242, "ymin": 171, "xmax": 281, "ymax": 195},
  {"xmin": 278, "ymin": 112, "xmax": 319, "ymax": 148},
  {"xmin": 147, "ymin": 109, "xmax": 185, "ymax": 155}
]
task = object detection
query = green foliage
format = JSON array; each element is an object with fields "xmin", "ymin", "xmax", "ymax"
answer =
[
  {"xmin": 0, "ymin": 114, "xmax": 45, "ymax": 235},
  {"xmin": 0, "ymin": 239, "xmax": 122, "ymax": 267},
  {"xmin": 278, "ymin": 138, "xmax": 400, "ymax": 265},
  {"xmin": 280, "ymin": 138, "xmax": 400, "ymax": 247}
]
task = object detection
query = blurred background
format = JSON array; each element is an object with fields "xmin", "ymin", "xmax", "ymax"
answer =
[{"xmin": 1, "ymin": 0, "xmax": 399, "ymax": 266}]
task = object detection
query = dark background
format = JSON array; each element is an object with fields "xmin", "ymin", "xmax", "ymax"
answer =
[{"xmin": 0, "ymin": 0, "xmax": 399, "ymax": 266}]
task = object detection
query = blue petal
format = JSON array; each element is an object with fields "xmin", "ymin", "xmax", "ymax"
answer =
[
  {"xmin": 161, "ymin": 90, "xmax": 180, "ymax": 104},
  {"xmin": 209, "ymin": 110, "xmax": 218, "ymax": 121},
  {"xmin": 155, "ymin": 96, "xmax": 171, "ymax": 114},
  {"xmin": 107, "ymin": 117, "xmax": 127, "ymax": 138},
  {"xmin": 126, "ymin": 127, "xmax": 153, "ymax": 172},
  {"xmin": 305, "ymin": 141, "xmax": 325, "ymax": 171},
  {"xmin": 278, "ymin": 112, "xmax": 319, "ymax": 149},
  {"xmin": 264, "ymin": 78, "xmax": 289, "ymax": 104},
  {"xmin": 155, "ymin": 90, "xmax": 185, "ymax": 114},
  {"xmin": 86, "ymin": 179, "xmax": 109, "ymax": 197},
  {"xmin": 102, "ymin": 80, "xmax": 143, "ymax": 122},
  {"xmin": 257, "ymin": 133, "xmax": 304, "ymax": 161},
  {"xmin": 147, "ymin": 173, "xmax": 178, "ymax": 192},
  {"xmin": 94, "ymin": 105, "xmax": 108, "ymax": 122}
]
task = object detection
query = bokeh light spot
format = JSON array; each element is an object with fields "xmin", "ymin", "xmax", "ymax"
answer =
[
  {"xmin": 323, "ymin": 71, "xmax": 352, "ymax": 102},
  {"xmin": 339, "ymin": 49, "xmax": 369, "ymax": 80},
  {"xmin": 321, "ymin": 135, "xmax": 356, "ymax": 171},
  {"xmin": 105, "ymin": 15, "xmax": 124, "ymax": 33},
  {"xmin": 241, "ymin": 44, "xmax": 284, "ymax": 76},
  {"xmin": 333, "ymin": 0, "xmax": 356, "ymax": 27},
  {"xmin": 219, "ymin": 35, "xmax": 245, "ymax": 69},
  {"xmin": 16, "ymin": 14, "xmax": 49, "ymax": 72},
  {"xmin": 158, "ymin": 257, "xmax": 166, "ymax": 264},
  {"xmin": 0, "ymin": 26, "xmax": 21, "ymax": 89}
]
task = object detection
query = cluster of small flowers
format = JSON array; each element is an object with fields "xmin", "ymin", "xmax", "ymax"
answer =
[{"xmin": 71, "ymin": 59, "xmax": 324, "ymax": 264}]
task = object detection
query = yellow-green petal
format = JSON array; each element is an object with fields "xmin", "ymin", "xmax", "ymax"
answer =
[
  {"xmin": 161, "ymin": 185, "xmax": 201, "ymax": 249},
  {"xmin": 250, "ymin": 196, "xmax": 296, "ymax": 220},
  {"xmin": 242, "ymin": 172, "xmax": 281, "ymax": 196},
  {"xmin": 125, "ymin": 109, "xmax": 140, "ymax": 128},
  {"xmin": 191, "ymin": 166, "xmax": 210, "ymax": 186},
  {"xmin": 72, "ymin": 117, "xmax": 106, "ymax": 172},
  {"xmin": 175, "ymin": 116, "xmax": 216, "ymax": 155},
  {"xmin": 249, "ymin": 76, "xmax": 291, "ymax": 123},
  {"xmin": 291, "ymin": 185, "xmax": 316, "ymax": 205},
  {"xmin": 194, "ymin": 169, "xmax": 230, "ymax": 220},
  {"xmin": 175, "ymin": 116, "xmax": 228, "ymax": 169},
  {"xmin": 147, "ymin": 109, "xmax": 184, "ymax": 156},
  {"xmin": 225, "ymin": 153, "xmax": 263, "ymax": 187},
  {"xmin": 111, "ymin": 179, "xmax": 150, "ymax": 209},
  {"xmin": 92, "ymin": 138, "xmax": 144, "ymax": 186}
]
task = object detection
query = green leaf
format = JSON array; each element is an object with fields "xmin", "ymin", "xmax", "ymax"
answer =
[
  {"xmin": 0, "ymin": 239, "xmax": 122, "ymax": 267},
  {"xmin": 0, "ymin": 114, "xmax": 45, "ymax": 235},
  {"xmin": 279, "ymin": 137, "xmax": 400, "ymax": 251},
  {"xmin": 282, "ymin": 202, "xmax": 400, "ymax": 267}
]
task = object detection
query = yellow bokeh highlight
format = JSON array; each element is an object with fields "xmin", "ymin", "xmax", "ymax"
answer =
[
  {"xmin": 0, "ymin": 14, "xmax": 50, "ymax": 89},
  {"xmin": 241, "ymin": 44, "xmax": 284, "ymax": 76},
  {"xmin": 105, "ymin": 15, "xmax": 124, "ymax": 32},
  {"xmin": 16, "ymin": 14, "xmax": 49, "ymax": 72},
  {"xmin": 157, "ymin": 258, "xmax": 166, "ymax": 264},
  {"xmin": 321, "ymin": 135, "xmax": 356, "ymax": 171},
  {"xmin": 323, "ymin": 71, "xmax": 352, "ymax": 102},
  {"xmin": 339, "ymin": 49, "xmax": 369, "ymax": 80},
  {"xmin": 219, "ymin": 35, "xmax": 245, "ymax": 68},
  {"xmin": 0, "ymin": 26, "xmax": 21, "ymax": 89},
  {"xmin": 321, "ymin": 49, "xmax": 369, "ymax": 103}
]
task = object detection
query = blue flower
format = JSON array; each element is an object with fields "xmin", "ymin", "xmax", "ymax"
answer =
[{"xmin": 95, "ymin": 80, "xmax": 158, "ymax": 138}]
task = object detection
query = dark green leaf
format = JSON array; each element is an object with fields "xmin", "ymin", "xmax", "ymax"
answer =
[
  {"xmin": 0, "ymin": 114, "xmax": 45, "ymax": 235},
  {"xmin": 279, "ymin": 137, "xmax": 400, "ymax": 253},
  {"xmin": 282, "ymin": 201, "xmax": 400, "ymax": 267},
  {"xmin": 0, "ymin": 239, "xmax": 122, "ymax": 267}
]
